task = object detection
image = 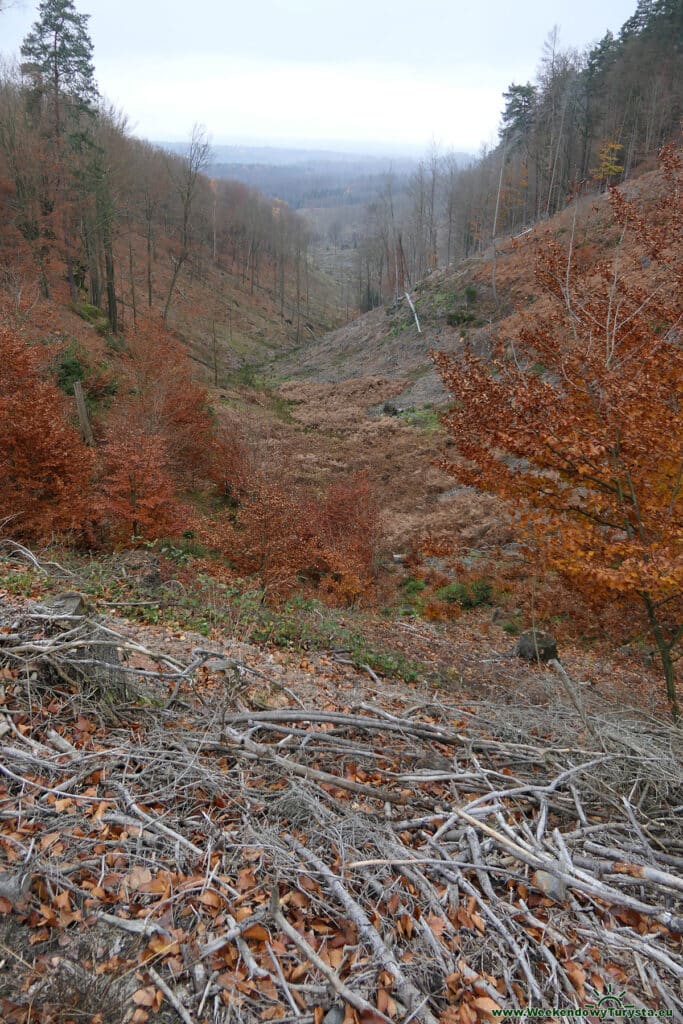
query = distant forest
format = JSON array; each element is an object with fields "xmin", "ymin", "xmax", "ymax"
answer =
[
  {"xmin": 321, "ymin": 0, "xmax": 683, "ymax": 310},
  {"xmin": 209, "ymin": 155, "xmax": 418, "ymax": 212}
]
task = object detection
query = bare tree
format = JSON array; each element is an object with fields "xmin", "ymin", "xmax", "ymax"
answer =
[{"xmin": 163, "ymin": 124, "xmax": 210, "ymax": 322}]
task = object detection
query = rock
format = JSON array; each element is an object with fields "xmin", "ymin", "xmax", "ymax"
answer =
[
  {"xmin": 532, "ymin": 869, "xmax": 566, "ymax": 901},
  {"xmin": 514, "ymin": 629, "xmax": 558, "ymax": 663},
  {"xmin": 323, "ymin": 1006, "xmax": 345, "ymax": 1024},
  {"xmin": 43, "ymin": 591, "xmax": 89, "ymax": 618},
  {"xmin": 0, "ymin": 869, "xmax": 33, "ymax": 908}
]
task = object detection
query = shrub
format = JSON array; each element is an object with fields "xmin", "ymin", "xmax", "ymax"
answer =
[
  {"xmin": 0, "ymin": 324, "xmax": 94, "ymax": 540},
  {"xmin": 55, "ymin": 344, "xmax": 88, "ymax": 393},
  {"xmin": 212, "ymin": 469, "xmax": 379, "ymax": 604},
  {"xmin": 98, "ymin": 424, "xmax": 181, "ymax": 541},
  {"xmin": 401, "ymin": 576, "xmax": 427, "ymax": 597},
  {"xmin": 434, "ymin": 579, "xmax": 493, "ymax": 608},
  {"xmin": 208, "ymin": 418, "xmax": 253, "ymax": 505},
  {"xmin": 123, "ymin": 317, "xmax": 213, "ymax": 487}
]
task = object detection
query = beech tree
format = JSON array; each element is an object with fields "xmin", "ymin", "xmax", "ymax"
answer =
[
  {"xmin": 435, "ymin": 147, "xmax": 682, "ymax": 716},
  {"xmin": 0, "ymin": 324, "xmax": 93, "ymax": 540},
  {"xmin": 100, "ymin": 426, "xmax": 179, "ymax": 541},
  {"xmin": 123, "ymin": 319, "xmax": 213, "ymax": 487}
]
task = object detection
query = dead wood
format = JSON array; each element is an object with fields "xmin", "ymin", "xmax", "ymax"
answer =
[{"xmin": 1, "ymin": 583, "xmax": 682, "ymax": 1023}]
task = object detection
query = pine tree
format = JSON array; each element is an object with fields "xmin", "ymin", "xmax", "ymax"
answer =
[{"xmin": 21, "ymin": 0, "xmax": 99, "ymax": 138}]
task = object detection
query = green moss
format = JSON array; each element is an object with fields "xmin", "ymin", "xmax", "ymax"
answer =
[{"xmin": 70, "ymin": 301, "xmax": 110, "ymax": 336}]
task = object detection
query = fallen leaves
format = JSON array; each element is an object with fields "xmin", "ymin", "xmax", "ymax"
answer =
[{"xmin": 0, "ymin": 591, "xmax": 681, "ymax": 1024}]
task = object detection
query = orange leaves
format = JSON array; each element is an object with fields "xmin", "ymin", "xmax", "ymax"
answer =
[
  {"xmin": 451, "ymin": 897, "xmax": 486, "ymax": 935},
  {"xmin": 132, "ymin": 985, "xmax": 159, "ymax": 1007},
  {"xmin": 122, "ymin": 865, "xmax": 153, "ymax": 892},
  {"xmin": 131, "ymin": 984, "xmax": 164, "ymax": 1021},
  {"xmin": 562, "ymin": 960, "xmax": 587, "ymax": 1000},
  {"xmin": 236, "ymin": 867, "xmax": 258, "ymax": 893},
  {"xmin": 0, "ymin": 323, "xmax": 94, "ymax": 542},
  {"xmin": 242, "ymin": 922, "xmax": 270, "ymax": 942},
  {"xmin": 99, "ymin": 424, "xmax": 181, "ymax": 541},
  {"xmin": 423, "ymin": 914, "xmax": 447, "ymax": 938},
  {"xmin": 434, "ymin": 148, "xmax": 683, "ymax": 707},
  {"xmin": 441, "ymin": 962, "xmax": 503, "ymax": 1023},
  {"xmin": 220, "ymin": 468, "xmax": 379, "ymax": 604},
  {"xmin": 123, "ymin": 317, "xmax": 213, "ymax": 487},
  {"xmin": 359, "ymin": 1012, "xmax": 390, "ymax": 1024},
  {"xmin": 209, "ymin": 416, "xmax": 253, "ymax": 504}
]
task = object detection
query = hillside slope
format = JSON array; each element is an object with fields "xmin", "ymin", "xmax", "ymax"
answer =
[{"xmin": 269, "ymin": 169, "xmax": 661, "ymax": 407}]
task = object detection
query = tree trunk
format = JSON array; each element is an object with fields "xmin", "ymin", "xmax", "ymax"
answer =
[
  {"xmin": 146, "ymin": 222, "xmax": 153, "ymax": 307},
  {"xmin": 642, "ymin": 594, "xmax": 679, "ymax": 720},
  {"xmin": 128, "ymin": 237, "xmax": 137, "ymax": 326},
  {"xmin": 104, "ymin": 239, "xmax": 117, "ymax": 334}
]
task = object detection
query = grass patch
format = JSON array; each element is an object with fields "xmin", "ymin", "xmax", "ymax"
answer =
[
  {"xmin": 70, "ymin": 300, "xmax": 110, "ymax": 336},
  {"xmin": 398, "ymin": 406, "xmax": 442, "ymax": 433},
  {"xmin": 270, "ymin": 393, "xmax": 296, "ymax": 423},
  {"xmin": 0, "ymin": 567, "xmax": 43, "ymax": 596},
  {"xmin": 42, "ymin": 546, "xmax": 441, "ymax": 686},
  {"xmin": 228, "ymin": 364, "xmax": 265, "ymax": 388},
  {"xmin": 501, "ymin": 615, "xmax": 523, "ymax": 635},
  {"xmin": 223, "ymin": 365, "xmax": 293, "ymax": 421},
  {"xmin": 75, "ymin": 554, "xmax": 436, "ymax": 684}
]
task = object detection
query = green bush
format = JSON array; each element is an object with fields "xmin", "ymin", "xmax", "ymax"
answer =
[
  {"xmin": 401, "ymin": 576, "xmax": 427, "ymax": 597},
  {"xmin": 435, "ymin": 579, "xmax": 493, "ymax": 608},
  {"xmin": 446, "ymin": 309, "xmax": 476, "ymax": 327},
  {"xmin": 56, "ymin": 350, "xmax": 87, "ymax": 393},
  {"xmin": 138, "ymin": 535, "xmax": 208, "ymax": 565}
]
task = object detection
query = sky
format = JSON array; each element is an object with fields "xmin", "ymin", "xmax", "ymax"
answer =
[{"xmin": 1, "ymin": 0, "xmax": 638, "ymax": 155}]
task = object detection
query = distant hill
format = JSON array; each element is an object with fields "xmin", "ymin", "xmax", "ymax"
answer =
[{"xmin": 158, "ymin": 141, "xmax": 471, "ymax": 210}]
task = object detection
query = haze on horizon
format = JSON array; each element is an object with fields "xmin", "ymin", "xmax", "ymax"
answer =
[{"xmin": 1, "ymin": 0, "xmax": 638, "ymax": 156}]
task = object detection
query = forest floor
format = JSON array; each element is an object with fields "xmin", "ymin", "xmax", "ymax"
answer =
[{"xmin": 0, "ymin": 537, "xmax": 681, "ymax": 1024}]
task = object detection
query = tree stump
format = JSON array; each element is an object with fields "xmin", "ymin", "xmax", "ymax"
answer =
[{"xmin": 514, "ymin": 628, "xmax": 558, "ymax": 663}]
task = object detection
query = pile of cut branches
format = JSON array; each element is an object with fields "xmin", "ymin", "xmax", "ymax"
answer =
[{"xmin": 0, "ymin": 592, "xmax": 681, "ymax": 1024}]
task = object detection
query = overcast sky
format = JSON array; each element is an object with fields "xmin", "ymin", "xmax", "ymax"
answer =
[{"xmin": 1, "ymin": 0, "xmax": 637, "ymax": 154}]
